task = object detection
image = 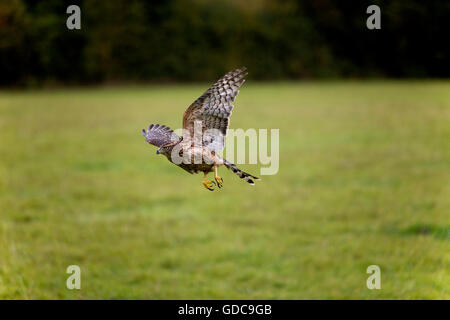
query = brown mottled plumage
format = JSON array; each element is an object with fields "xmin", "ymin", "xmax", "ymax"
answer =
[{"xmin": 142, "ymin": 67, "xmax": 260, "ymax": 191}]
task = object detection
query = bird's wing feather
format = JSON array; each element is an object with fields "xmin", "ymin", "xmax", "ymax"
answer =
[
  {"xmin": 182, "ymin": 67, "xmax": 247, "ymax": 151},
  {"xmin": 142, "ymin": 124, "xmax": 180, "ymax": 147}
]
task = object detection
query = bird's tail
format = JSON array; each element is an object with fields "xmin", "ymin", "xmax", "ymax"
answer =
[{"xmin": 223, "ymin": 160, "xmax": 260, "ymax": 185}]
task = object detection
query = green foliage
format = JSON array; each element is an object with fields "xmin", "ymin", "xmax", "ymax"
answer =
[
  {"xmin": 0, "ymin": 81, "xmax": 449, "ymax": 298},
  {"xmin": 0, "ymin": 0, "xmax": 448, "ymax": 86},
  {"xmin": 0, "ymin": 0, "xmax": 30, "ymax": 85}
]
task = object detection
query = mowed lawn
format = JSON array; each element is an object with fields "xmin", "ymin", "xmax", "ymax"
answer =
[{"xmin": 0, "ymin": 81, "xmax": 449, "ymax": 299}]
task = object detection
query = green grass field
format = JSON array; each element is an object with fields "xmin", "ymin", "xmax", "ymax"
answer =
[{"xmin": 0, "ymin": 81, "xmax": 449, "ymax": 299}]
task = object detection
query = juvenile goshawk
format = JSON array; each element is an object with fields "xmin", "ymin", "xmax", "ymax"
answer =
[{"xmin": 142, "ymin": 67, "xmax": 259, "ymax": 191}]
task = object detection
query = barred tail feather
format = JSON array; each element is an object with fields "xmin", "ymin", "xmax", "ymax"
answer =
[{"xmin": 223, "ymin": 160, "xmax": 260, "ymax": 185}]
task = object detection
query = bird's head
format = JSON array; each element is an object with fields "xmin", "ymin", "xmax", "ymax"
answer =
[{"xmin": 156, "ymin": 143, "xmax": 173, "ymax": 157}]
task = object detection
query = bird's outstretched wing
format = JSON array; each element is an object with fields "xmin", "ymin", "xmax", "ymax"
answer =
[
  {"xmin": 142, "ymin": 124, "xmax": 180, "ymax": 147},
  {"xmin": 182, "ymin": 67, "xmax": 247, "ymax": 151}
]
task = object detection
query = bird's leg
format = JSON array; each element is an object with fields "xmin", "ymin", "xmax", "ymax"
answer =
[
  {"xmin": 202, "ymin": 172, "xmax": 216, "ymax": 191},
  {"xmin": 214, "ymin": 165, "xmax": 223, "ymax": 188}
]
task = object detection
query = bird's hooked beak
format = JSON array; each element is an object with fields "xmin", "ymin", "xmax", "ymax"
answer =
[{"xmin": 156, "ymin": 149, "xmax": 160, "ymax": 155}]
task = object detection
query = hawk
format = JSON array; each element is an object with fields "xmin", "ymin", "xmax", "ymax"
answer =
[{"xmin": 142, "ymin": 67, "xmax": 260, "ymax": 191}]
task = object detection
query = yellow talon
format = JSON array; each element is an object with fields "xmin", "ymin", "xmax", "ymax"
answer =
[
  {"xmin": 203, "ymin": 175, "xmax": 216, "ymax": 191},
  {"xmin": 215, "ymin": 176, "xmax": 223, "ymax": 188},
  {"xmin": 214, "ymin": 166, "xmax": 223, "ymax": 188}
]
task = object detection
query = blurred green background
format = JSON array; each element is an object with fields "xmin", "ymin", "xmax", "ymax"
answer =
[
  {"xmin": 1, "ymin": 0, "xmax": 449, "ymax": 86},
  {"xmin": 0, "ymin": 0, "xmax": 449, "ymax": 299}
]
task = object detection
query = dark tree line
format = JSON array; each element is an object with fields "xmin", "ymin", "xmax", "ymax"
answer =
[{"xmin": 0, "ymin": 0, "xmax": 448, "ymax": 86}]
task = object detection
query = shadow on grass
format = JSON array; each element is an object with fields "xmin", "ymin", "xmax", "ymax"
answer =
[{"xmin": 386, "ymin": 223, "xmax": 450, "ymax": 241}]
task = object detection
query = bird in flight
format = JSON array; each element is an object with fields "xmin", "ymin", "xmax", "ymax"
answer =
[{"xmin": 142, "ymin": 67, "xmax": 260, "ymax": 191}]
